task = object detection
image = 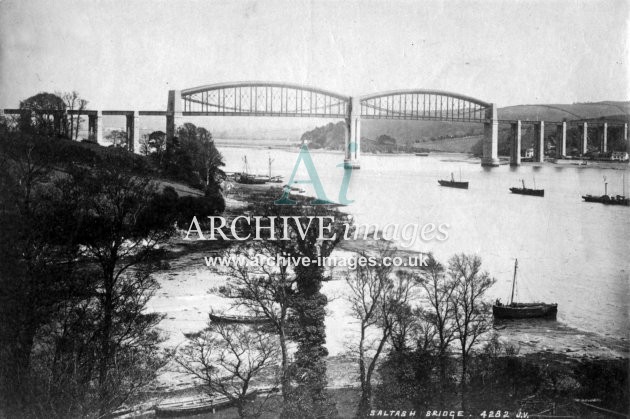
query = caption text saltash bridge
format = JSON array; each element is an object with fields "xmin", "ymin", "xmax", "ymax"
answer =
[{"xmin": 4, "ymin": 81, "xmax": 628, "ymax": 168}]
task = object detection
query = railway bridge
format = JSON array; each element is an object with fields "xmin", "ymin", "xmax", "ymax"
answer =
[{"xmin": 3, "ymin": 81, "xmax": 628, "ymax": 167}]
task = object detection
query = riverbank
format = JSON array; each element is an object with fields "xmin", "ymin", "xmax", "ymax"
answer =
[
  {"xmin": 137, "ymin": 180, "xmax": 629, "ymax": 416},
  {"xmin": 124, "ymin": 351, "xmax": 628, "ymax": 418}
]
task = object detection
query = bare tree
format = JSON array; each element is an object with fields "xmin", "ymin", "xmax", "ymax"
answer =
[
  {"xmin": 70, "ymin": 163, "xmax": 176, "ymax": 414},
  {"xmin": 176, "ymin": 322, "xmax": 280, "ymax": 418},
  {"xmin": 138, "ymin": 134, "xmax": 151, "ymax": 156},
  {"xmin": 417, "ymin": 254, "xmax": 457, "ymax": 356},
  {"xmin": 412, "ymin": 307, "xmax": 439, "ymax": 353},
  {"xmin": 106, "ymin": 129, "xmax": 128, "ymax": 148},
  {"xmin": 215, "ymin": 243, "xmax": 296, "ymax": 401},
  {"xmin": 61, "ymin": 91, "xmax": 88, "ymax": 141},
  {"xmin": 416, "ymin": 253, "xmax": 458, "ymax": 382},
  {"xmin": 345, "ymin": 245, "xmax": 416, "ymax": 418},
  {"xmin": 447, "ymin": 254, "xmax": 496, "ymax": 385}
]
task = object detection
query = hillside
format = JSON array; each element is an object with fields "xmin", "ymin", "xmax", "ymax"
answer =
[
  {"xmin": 300, "ymin": 101, "xmax": 630, "ymax": 154},
  {"xmin": 498, "ymin": 102, "xmax": 630, "ymax": 123}
]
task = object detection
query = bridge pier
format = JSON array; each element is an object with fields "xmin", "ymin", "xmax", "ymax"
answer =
[
  {"xmin": 344, "ymin": 97, "xmax": 361, "ymax": 169},
  {"xmin": 88, "ymin": 110, "xmax": 103, "ymax": 145},
  {"xmin": 481, "ymin": 104, "xmax": 499, "ymax": 166},
  {"xmin": 53, "ymin": 110, "xmax": 66, "ymax": 137},
  {"xmin": 581, "ymin": 122, "xmax": 588, "ymax": 155},
  {"xmin": 167, "ymin": 90, "xmax": 182, "ymax": 142},
  {"xmin": 126, "ymin": 111, "xmax": 140, "ymax": 153},
  {"xmin": 534, "ymin": 121, "xmax": 544, "ymax": 163},
  {"xmin": 556, "ymin": 122, "xmax": 566, "ymax": 158},
  {"xmin": 600, "ymin": 123, "xmax": 608, "ymax": 153},
  {"xmin": 510, "ymin": 120, "xmax": 521, "ymax": 166}
]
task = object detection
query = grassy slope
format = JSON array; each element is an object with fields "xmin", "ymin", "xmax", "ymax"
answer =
[{"xmin": 384, "ymin": 101, "xmax": 630, "ymax": 153}]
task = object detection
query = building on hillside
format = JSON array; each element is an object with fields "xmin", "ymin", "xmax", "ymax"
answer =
[{"xmin": 611, "ymin": 151, "xmax": 629, "ymax": 161}]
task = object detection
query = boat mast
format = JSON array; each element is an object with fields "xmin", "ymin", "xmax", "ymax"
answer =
[
  {"xmin": 510, "ymin": 259, "xmax": 518, "ymax": 305},
  {"xmin": 243, "ymin": 155, "xmax": 249, "ymax": 175},
  {"xmin": 604, "ymin": 176, "xmax": 607, "ymax": 196}
]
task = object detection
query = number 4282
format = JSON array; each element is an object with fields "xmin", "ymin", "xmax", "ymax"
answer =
[{"xmin": 480, "ymin": 411, "xmax": 529, "ymax": 418}]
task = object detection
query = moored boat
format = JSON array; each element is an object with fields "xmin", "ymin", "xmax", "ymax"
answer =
[
  {"xmin": 235, "ymin": 155, "xmax": 268, "ymax": 184},
  {"xmin": 493, "ymin": 302, "xmax": 558, "ymax": 319},
  {"xmin": 438, "ymin": 172, "xmax": 469, "ymax": 189},
  {"xmin": 209, "ymin": 313, "xmax": 272, "ymax": 325},
  {"xmin": 155, "ymin": 396, "xmax": 233, "ymax": 417},
  {"xmin": 582, "ymin": 176, "xmax": 629, "ymax": 206},
  {"xmin": 234, "ymin": 173, "xmax": 268, "ymax": 184},
  {"xmin": 492, "ymin": 259, "xmax": 558, "ymax": 319},
  {"xmin": 283, "ymin": 183, "xmax": 306, "ymax": 195},
  {"xmin": 510, "ymin": 179, "xmax": 544, "ymax": 197}
]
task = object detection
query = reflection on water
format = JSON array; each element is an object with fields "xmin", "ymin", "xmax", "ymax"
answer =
[{"xmin": 219, "ymin": 144, "xmax": 630, "ymax": 352}]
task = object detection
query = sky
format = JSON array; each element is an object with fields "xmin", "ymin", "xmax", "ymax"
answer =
[{"xmin": 1, "ymin": 0, "xmax": 628, "ymax": 114}]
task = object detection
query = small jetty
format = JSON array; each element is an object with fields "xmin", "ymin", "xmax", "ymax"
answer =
[{"xmin": 510, "ymin": 179, "xmax": 544, "ymax": 197}]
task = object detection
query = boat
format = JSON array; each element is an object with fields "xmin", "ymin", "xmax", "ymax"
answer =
[
  {"xmin": 209, "ymin": 313, "xmax": 272, "ymax": 325},
  {"xmin": 282, "ymin": 183, "xmax": 307, "ymax": 195},
  {"xmin": 493, "ymin": 259, "xmax": 558, "ymax": 319},
  {"xmin": 510, "ymin": 179, "xmax": 544, "ymax": 197},
  {"xmin": 235, "ymin": 156, "xmax": 268, "ymax": 184},
  {"xmin": 582, "ymin": 176, "xmax": 630, "ymax": 206},
  {"xmin": 234, "ymin": 173, "xmax": 268, "ymax": 184},
  {"xmin": 155, "ymin": 392, "xmax": 263, "ymax": 417},
  {"xmin": 155, "ymin": 396, "xmax": 234, "ymax": 417},
  {"xmin": 438, "ymin": 172, "xmax": 469, "ymax": 189},
  {"xmin": 267, "ymin": 155, "xmax": 283, "ymax": 183}
]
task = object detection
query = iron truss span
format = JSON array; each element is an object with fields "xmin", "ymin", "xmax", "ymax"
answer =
[
  {"xmin": 359, "ymin": 90, "xmax": 492, "ymax": 122},
  {"xmin": 181, "ymin": 82, "xmax": 350, "ymax": 118}
]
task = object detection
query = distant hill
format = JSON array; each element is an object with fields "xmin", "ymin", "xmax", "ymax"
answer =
[
  {"xmin": 300, "ymin": 101, "xmax": 630, "ymax": 155},
  {"xmin": 498, "ymin": 102, "xmax": 630, "ymax": 123}
]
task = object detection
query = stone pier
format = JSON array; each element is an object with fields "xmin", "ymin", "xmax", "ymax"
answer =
[
  {"xmin": 53, "ymin": 110, "xmax": 66, "ymax": 137},
  {"xmin": 343, "ymin": 96, "xmax": 361, "ymax": 169},
  {"xmin": 481, "ymin": 104, "xmax": 500, "ymax": 166},
  {"xmin": 126, "ymin": 111, "xmax": 140, "ymax": 153},
  {"xmin": 581, "ymin": 122, "xmax": 588, "ymax": 155},
  {"xmin": 166, "ymin": 90, "xmax": 182, "ymax": 141},
  {"xmin": 88, "ymin": 110, "xmax": 103, "ymax": 145},
  {"xmin": 534, "ymin": 121, "xmax": 544, "ymax": 163},
  {"xmin": 510, "ymin": 120, "xmax": 521, "ymax": 166},
  {"xmin": 556, "ymin": 122, "xmax": 566, "ymax": 158}
]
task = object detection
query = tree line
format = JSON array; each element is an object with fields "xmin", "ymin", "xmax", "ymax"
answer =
[
  {"xmin": 0, "ymin": 96, "xmax": 227, "ymax": 417},
  {"xmin": 175, "ymin": 207, "xmax": 500, "ymax": 418}
]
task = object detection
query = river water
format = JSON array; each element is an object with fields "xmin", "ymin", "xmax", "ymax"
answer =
[{"xmin": 214, "ymin": 144, "xmax": 630, "ymax": 355}]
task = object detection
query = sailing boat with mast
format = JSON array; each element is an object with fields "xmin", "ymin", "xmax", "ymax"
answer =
[
  {"xmin": 235, "ymin": 155, "xmax": 268, "ymax": 184},
  {"xmin": 267, "ymin": 155, "xmax": 283, "ymax": 183},
  {"xmin": 492, "ymin": 259, "xmax": 558, "ymax": 319}
]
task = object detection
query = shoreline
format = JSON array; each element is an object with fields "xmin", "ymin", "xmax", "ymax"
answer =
[
  {"xmin": 214, "ymin": 140, "xmax": 630, "ymax": 170},
  {"xmin": 132, "ymin": 182, "xmax": 630, "ymax": 416}
]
